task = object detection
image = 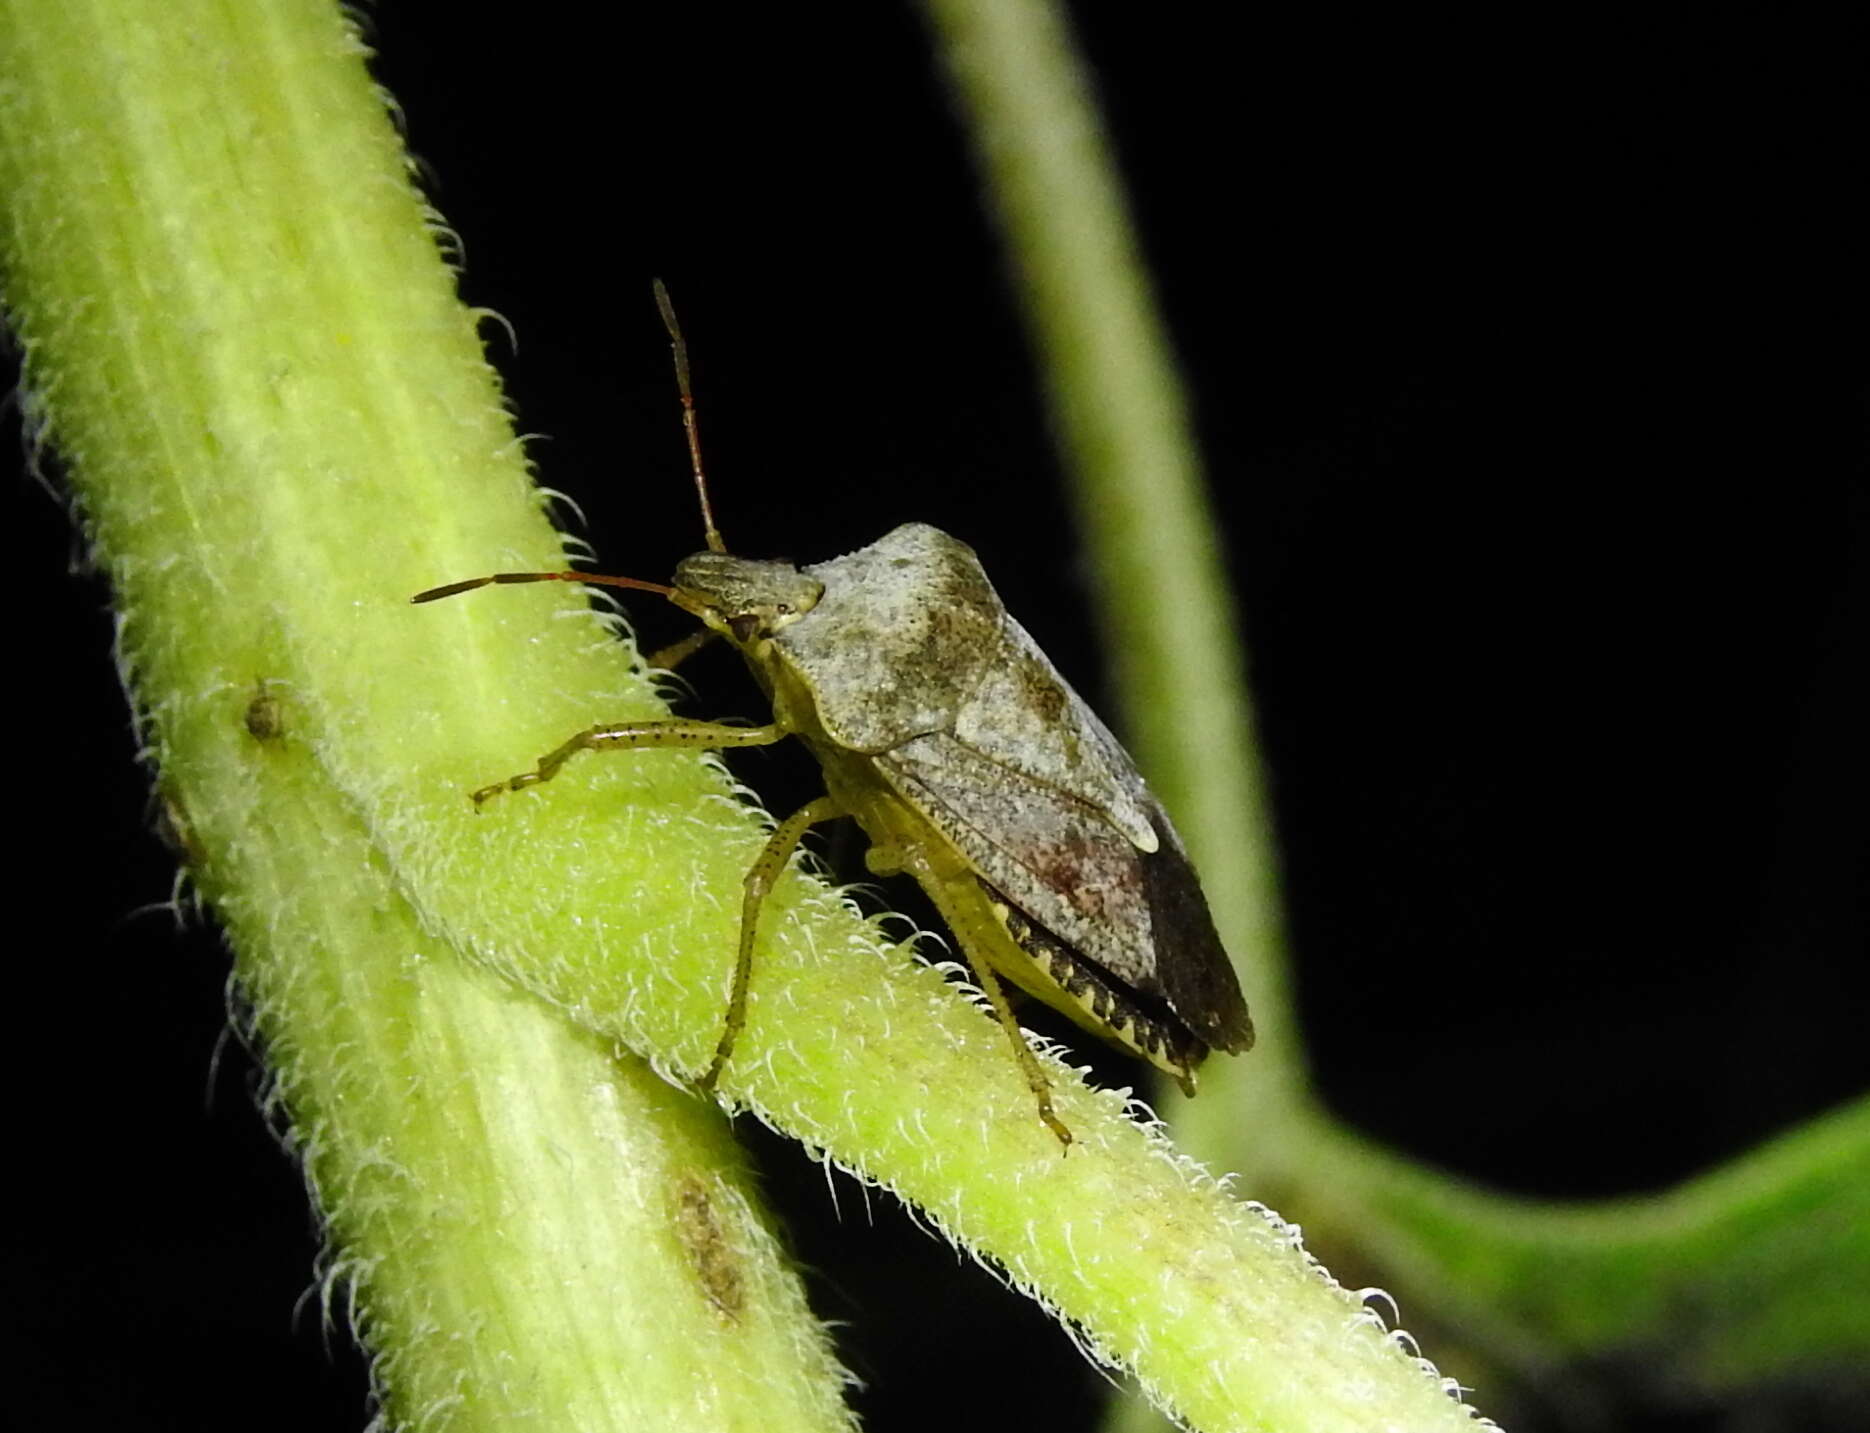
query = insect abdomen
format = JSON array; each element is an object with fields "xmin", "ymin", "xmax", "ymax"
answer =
[{"xmin": 978, "ymin": 880, "xmax": 1207, "ymax": 1096}]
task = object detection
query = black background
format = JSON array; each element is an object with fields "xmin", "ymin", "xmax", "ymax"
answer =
[{"xmin": 7, "ymin": 6, "xmax": 1865, "ymax": 1432}]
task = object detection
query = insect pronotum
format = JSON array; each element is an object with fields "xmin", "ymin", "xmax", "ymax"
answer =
[{"xmin": 414, "ymin": 283, "xmax": 1254, "ymax": 1149}]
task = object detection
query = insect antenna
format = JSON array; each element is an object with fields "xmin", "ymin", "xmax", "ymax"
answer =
[
  {"xmin": 411, "ymin": 570, "xmax": 675, "ymax": 604},
  {"xmin": 410, "ymin": 286, "xmax": 717, "ymax": 611},
  {"xmin": 653, "ymin": 278, "xmax": 726, "ymax": 555}
]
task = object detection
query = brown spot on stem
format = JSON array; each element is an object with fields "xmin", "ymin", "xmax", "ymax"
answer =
[{"xmin": 674, "ymin": 1175, "xmax": 745, "ymax": 1323}]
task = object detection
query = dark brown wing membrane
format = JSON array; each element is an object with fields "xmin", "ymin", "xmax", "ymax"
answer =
[{"xmin": 1137, "ymin": 811, "xmax": 1254, "ymax": 1053}]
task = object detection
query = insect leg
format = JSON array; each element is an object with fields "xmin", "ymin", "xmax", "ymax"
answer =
[
  {"xmin": 644, "ymin": 627, "xmax": 717, "ymax": 671},
  {"xmin": 699, "ymin": 794, "xmax": 844, "ymax": 1093},
  {"xmin": 469, "ymin": 720, "xmax": 785, "ymax": 806},
  {"xmin": 964, "ymin": 953, "xmax": 1073, "ymax": 1152},
  {"xmin": 914, "ymin": 878, "xmax": 1073, "ymax": 1151}
]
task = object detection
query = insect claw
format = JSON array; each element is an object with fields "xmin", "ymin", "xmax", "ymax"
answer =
[
  {"xmin": 695, "ymin": 1017, "xmax": 739, "ymax": 1096},
  {"xmin": 694, "ymin": 1051, "xmax": 728, "ymax": 1097},
  {"xmin": 1039, "ymin": 1099, "xmax": 1074, "ymax": 1154},
  {"xmin": 470, "ymin": 770, "xmax": 540, "ymax": 806}
]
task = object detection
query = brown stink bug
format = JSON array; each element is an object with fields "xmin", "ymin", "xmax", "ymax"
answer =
[{"xmin": 414, "ymin": 283, "xmax": 1253, "ymax": 1149}]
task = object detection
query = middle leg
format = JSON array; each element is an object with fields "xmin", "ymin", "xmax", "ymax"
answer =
[{"xmin": 699, "ymin": 794, "xmax": 845, "ymax": 1092}]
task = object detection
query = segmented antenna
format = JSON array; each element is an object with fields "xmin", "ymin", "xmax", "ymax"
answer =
[
  {"xmin": 411, "ymin": 569, "xmax": 674, "ymax": 604},
  {"xmin": 653, "ymin": 279, "xmax": 726, "ymax": 554}
]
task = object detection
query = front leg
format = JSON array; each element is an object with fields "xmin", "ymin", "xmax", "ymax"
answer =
[
  {"xmin": 470, "ymin": 719, "xmax": 786, "ymax": 806},
  {"xmin": 644, "ymin": 627, "xmax": 716, "ymax": 672}
]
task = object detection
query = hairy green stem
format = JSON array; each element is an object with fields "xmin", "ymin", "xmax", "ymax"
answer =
[{"xmin": 0, "ymin": 5, "xmax": 850, "ymax": 1430}]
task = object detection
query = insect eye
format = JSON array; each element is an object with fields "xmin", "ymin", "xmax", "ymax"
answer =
[{"xmin": 775, "ymin": 603, "xmax": 792, "ymax": 615}]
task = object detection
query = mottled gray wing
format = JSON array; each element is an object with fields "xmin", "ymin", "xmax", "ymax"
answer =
[
  {"xmin": 949, "ymin": 617, "xmax": 1158, "ymax": 851},
  {"xmin": 877, "ymin": 731, "xmax": 1252, "ymax": 1050}
]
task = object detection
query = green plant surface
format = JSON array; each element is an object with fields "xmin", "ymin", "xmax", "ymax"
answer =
[
  {"xmin": 0, "ymin": 4, "xmax": 1485, "ymax": 1432},
  {"xmin": 0, "ymin": 4, "xmax": 854, "ymax": 1430},
  {"xmin": 923, "ymin": 0, "xmax": 1870, "ymax": 1424},
  {"xmin": 1297, "ymin": 1100, "xmax": 1870, "ymax": 1391}
]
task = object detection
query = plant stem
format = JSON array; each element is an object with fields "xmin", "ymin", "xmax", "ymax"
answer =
[{"xmin": 0, "ymin": 5, "xmax": 851, "ymax": 1428}]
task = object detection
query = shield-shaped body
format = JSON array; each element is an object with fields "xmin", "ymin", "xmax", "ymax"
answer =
[{"xmin": 743, "ymin": 523, "xmax": 1254, "ymax": 1089}]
